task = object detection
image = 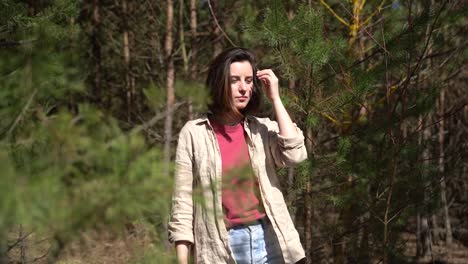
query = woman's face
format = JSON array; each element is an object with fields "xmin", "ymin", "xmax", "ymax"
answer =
[{"xmin": 229, "ymin": 61, "xmax": 254, "ymax": 110}]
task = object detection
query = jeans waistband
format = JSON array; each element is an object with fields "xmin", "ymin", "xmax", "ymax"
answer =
[{"xmin": 228, "ymin": 217, "xmax": 269, "ymax": 230}]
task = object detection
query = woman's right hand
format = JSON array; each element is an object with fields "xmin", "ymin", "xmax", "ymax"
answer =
[{"xmin": 175, "ymin": 241, "xmax": 191, "ymax": 264}]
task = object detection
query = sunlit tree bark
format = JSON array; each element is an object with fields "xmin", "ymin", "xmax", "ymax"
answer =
[
  {"xmin": 188, "ymin": 0, "xmax": 198, "ymax": 120},
  {"xmin": 438, "ymin": 89, "xmax": 453, "ymax": 245},
  {"xmin": 164, "ymin": 0, "xmax": 175, "ymax": 165}
]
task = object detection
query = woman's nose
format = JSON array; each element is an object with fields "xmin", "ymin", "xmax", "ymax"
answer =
[{"xmin": 239, "ymin": 81, "xmax": 247, "ymax": 91}]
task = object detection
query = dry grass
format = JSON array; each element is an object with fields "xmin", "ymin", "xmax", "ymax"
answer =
[
  {"xmin": 7, "ymin": 223, "xmax": 174, "ymax": 264},
  {"xmin": 9, "ymin": 228, "xmax": 467, "ymax": 263}
]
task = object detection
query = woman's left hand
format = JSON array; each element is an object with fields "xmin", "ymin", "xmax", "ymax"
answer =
[{"xmin": 257, "ymin": 69, "xmax": 280, "ymax": 102}]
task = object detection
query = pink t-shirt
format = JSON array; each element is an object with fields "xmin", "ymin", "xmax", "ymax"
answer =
[{"xmin": 210, "ymin": 119, "xmax": 265, "ymax": 228}]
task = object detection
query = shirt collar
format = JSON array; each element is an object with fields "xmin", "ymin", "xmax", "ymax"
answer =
[{"xmin": 195, "ymin": 112, "xmax": 254, "ymax": 125}]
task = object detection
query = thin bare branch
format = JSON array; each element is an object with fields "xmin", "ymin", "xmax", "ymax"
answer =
[
  {"xmin": 5, "ymin": 89, "xmax": 37, "ymax": 136},
  {"xmin": 207, "ymin": 0, "xmax": 236, "ymax": 47},
  {"xmin": 319, "ymin": 0, "xmax": 350, "ymax": 26}
]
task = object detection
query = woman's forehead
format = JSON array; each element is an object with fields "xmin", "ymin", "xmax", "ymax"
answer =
[{"xmin": 230, "ymin": 61, "xmax": 253, "ymax": 75}]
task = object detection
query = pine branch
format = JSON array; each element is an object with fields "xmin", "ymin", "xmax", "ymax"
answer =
[
  {"xmin": 130, "ymin": 101, "xmax": 185, "ymax": 136},
  {"xmin": 3, "ymin": 89, "xmax": 37, "ymax": 137}
]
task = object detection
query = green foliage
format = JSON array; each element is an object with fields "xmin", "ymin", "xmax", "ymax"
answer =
[
  {"xmin": 306, "ymin": 114, "xmax": 319, "ymax": 128},
  {"xmin": 175, "ymin": 79, "xmax": 211, "ymax": 112},
  {"xmin": 1, "ymin": 104, "xmax": 174, "ymax": 254},
  {"xmin": 245, "ymin": 1, "xmax": 464, "ymax": 262},
  {"xmin": 0, "ymin": 0, "xmax": 174, "ymax": 261},
  {"xmin": 250, "ymin": 3, "xmax": 337, "ymax": 81},
  {"xmin": 336, "ymin": 137, "xmax": 351, "ymax": 166},
  {"xmin": 1, "ymin": 0, "xmax": 465, "ymax": 262},
  {"xmin": 0, "ymin": 151, "xmax": 16, "ymax": 238},
  {"xmin": 255, "ymin": 0, "xmax": 290, "ymax": 48},
  {"xmin": 288, "ymin": 7, "xmax": 331, "ymax": 72},
  {"xmin": 144, "ymin": 82, "xmax": 167, "ymax": 110},
  {"xmin": 0, "ymin": 0, "xmax": 83, "ymax": 136}
]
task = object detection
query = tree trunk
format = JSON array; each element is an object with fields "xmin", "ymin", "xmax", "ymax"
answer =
[
  {"xmin": 358, "ymin": 212, "xmax": 370, "ymax": 262},
  {"xmin": 417, "ymin": 116, "xmax": 433, "ymax": 259},
  {"xmin": 287, "ymin": 167, "xmax": 296, "ymax": 223},
  {"xmin": 419, "ymin": 216, "xmax": 433, "ymax": 259},
  {"xmin": 304, "ymin": 176, "xmax": 312, "ymax": 264},
  {"xmin": 188, "ymin": 0, "xmax": 198, "ymax": 120},
  {"xmin": 147, "ymin": 1, "xmax": 162, "ymax": 85},
  {"xmin": 179, "ymin": 0, "xmax": 188, "ymax": 75},
  {"xmin": 164, "ymin": 0, "xmax": 175, "ymax": 165},
  {"xmin": 286, "ymin": 78, "xmax": 296, "ymax": 223},
  {"xmin": 91, "ymin": 0, "xmax": 102, "ymax": 107},
  {"xmin": 122, "ymin": 0, "xmax": 135, "ymax": 122},
  {"xmin": 416, "ymin": 212, "xmax": 422, "ymax": 257},
  {"xmin": 210, "ymin": 0, "xmax": 222, "ymax": 57},
  {"xmin": 438, "ymin": 89, "xmax": 453, "ymax": 245},
  {"xmin": 304, "ymin": 127, "xmax": 313, "ymax": 264},
  {"xmin": 431, "ymin": 214, "xmax": 440, "ymax": 245}
]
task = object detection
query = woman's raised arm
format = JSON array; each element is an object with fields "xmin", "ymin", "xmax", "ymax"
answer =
[{"xmin": 256, "ymin": 69, "xmax": 297, "ymax": 137}]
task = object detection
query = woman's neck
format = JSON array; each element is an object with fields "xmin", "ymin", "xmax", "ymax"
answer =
[{"xmin": 211, "ymin": 113, "xmax": 243, "ymax": 126}]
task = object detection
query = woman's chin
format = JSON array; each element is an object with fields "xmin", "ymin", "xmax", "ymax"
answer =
[
  {"xmin": 235, "ymin": 102, "xmax": 250, "ymax": 110},
  {"xmin": 235, "ymin": 106, "xmax": 247, "ymax": 111}
]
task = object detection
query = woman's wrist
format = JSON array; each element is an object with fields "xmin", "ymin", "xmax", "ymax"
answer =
[
  {"xmin": 175, "ymin": 241, "xmax": 191, "ymax": 264},
  {"xmin": 271, "ymin": 96, "xmax": 282, "ymax": 105}
]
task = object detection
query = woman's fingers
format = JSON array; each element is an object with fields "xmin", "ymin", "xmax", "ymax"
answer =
[
  {"xmin": 256, "ymin": 69, "xmax": 280, "ymax": 101},
  {"xmin": 257, "ymin": 70, "xmax": 278, "ymax": 85},
  {"xmin": 256, "ymin": 69, "xmax": 277, "ymax": 79}
]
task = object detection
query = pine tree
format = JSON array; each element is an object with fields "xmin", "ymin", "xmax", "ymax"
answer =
[
  {"xmin": 0, "ymin": 1, "xmax": 174, "ymax": 262},
  {"xmin": 1, "ymin": 0, "xmax": 465, "ymax": 262},
  {"xmin": 245, "ymin": 0, "xmax": 466, "ymax": 262}
]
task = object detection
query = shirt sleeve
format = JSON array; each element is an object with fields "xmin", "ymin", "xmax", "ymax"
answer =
[
  {"xmin": 168, "ymin": 123, "xmax": 195, "ymax": 244},
  {"xmin": 266, "ymin": 119, "xmax": 308, "ymax": 168}
]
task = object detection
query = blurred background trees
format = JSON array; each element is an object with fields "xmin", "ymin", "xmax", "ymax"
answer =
[{"xmin": 1, "ymin": 0, "xmax": 466, "ymax": 263}]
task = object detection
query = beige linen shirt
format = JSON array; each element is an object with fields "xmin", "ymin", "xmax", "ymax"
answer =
[{"xmin": 168, "ymin": 115, "xmax": 307, "ymax": 264}]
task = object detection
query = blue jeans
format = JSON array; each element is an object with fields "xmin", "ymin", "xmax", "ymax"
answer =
[{"xmin": 228, "ymin": 218, "xmax": 285, "ymax": 264}]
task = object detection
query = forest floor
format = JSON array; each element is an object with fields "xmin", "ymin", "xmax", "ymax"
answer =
[
  {"xmin": 7, "ymin": 224, "xmax": 174, "ymax": 264},
  {"xmin": 8, "ymin": 228, "xmax": 468, "ymax": 263},
  {"xmin": 402, "ymin": 232, "xmax": 468, "ymax": 264}
]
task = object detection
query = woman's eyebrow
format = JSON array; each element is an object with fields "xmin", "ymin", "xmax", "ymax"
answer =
[{"xmin": 230, "ymin": 75, "xmax": 253, "ymax": 78}]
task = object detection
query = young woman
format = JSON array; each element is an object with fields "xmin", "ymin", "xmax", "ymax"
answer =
[{"xmin": 168, "ymin": 48, "xmax": 307, "ymax": 264}]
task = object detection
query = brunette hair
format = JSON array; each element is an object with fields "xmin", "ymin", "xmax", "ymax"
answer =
[{"xmin": 206, "ymin": 47, "xmax": 262, "ymax": 119}]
